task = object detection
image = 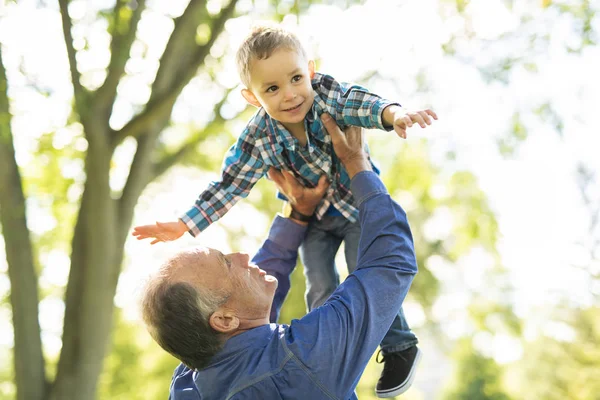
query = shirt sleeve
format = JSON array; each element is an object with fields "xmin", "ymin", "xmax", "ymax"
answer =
[
  {"xmin": 251, "ymin": 215, "xmax": 308, "ymax": 322},
  {"xmin": 180, "ymin": 128, "xmax": 267, "ymax": 237},
  {"xmin": 314, "ymin": 73, "xmax": 402, "ymax": 131},
  {"xmin": 284, "ymin": 171, "xmax": 418, "ymax": 399}
]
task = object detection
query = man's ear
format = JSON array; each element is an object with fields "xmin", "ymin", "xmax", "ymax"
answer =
[
  {"xmin": 241, "ymin": 89, "xmax": 261, "ymax": 108},
  {"xmin": 209, "ymin": 309, "xmax": 240, "ymax": 333},
  {"xmin": 308, "ymin": 60, "xmax": 315, "ymax": 79}
]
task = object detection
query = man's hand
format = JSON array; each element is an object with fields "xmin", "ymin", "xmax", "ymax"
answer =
[
  {"xmin": 320, "ymin": 113, "xmax": 372, "ymax": 179},
  {"xmin": 132, "ymin": 220, "xmax": 188, "ymax": 245},
  {"xmin": 385, "ymin": 106, "xmax": 438, "ymax": 139},
  {"xmin": 267, "ymin": 169, "xmax": 329, "ymax": 218}
]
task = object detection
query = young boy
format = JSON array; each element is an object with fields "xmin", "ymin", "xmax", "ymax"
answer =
[{"xmin": 133, "ymin": 24, "xmax": 436, "ymax": 397}]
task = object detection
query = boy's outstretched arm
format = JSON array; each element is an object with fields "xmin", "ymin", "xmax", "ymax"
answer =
[
  {"xmin": 132, "ymin": 220, "xmax": 188, "ymax": 245},
  {"xmin": 382, "ymin": 105, "xmax": 438, "ymax": 139},
  {"xmin": 312, "ymin": 73, "xmax": 438, "ymax": 139},
  {"xmin": 132, "ymin": 124, "xmax": 267, "ymax": 245}
]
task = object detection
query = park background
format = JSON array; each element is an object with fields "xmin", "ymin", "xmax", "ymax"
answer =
[{"xmin": 0, "ymin": 0, "xmax": 599, "ymax": 399}]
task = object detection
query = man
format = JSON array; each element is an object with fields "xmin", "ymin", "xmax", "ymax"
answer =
[{"xmin": 139, "ymin": 114, "xmax": 419, "ymax": 399}]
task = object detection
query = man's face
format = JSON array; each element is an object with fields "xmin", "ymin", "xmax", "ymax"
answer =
[
  {"xmin": 171, "ymin": 248, "xmax": 278, "ymax": 318},
  {"xmin": 245, "ymin": 48, "xmax": 315, "ymax": 130}
]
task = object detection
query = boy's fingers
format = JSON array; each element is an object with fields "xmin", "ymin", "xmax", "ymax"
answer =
[
  {"xmin": 418, "ymin": 111, "xmax": 432, "ymax": 125},
  {"xmin": 425, "ymin": 109, "xmax": 438, "ymax": 120},
  {"xmin": 411, "ymin": 113, "xmax": 426, "ymax": 128},
  {"xmin": 395, "ymin": 127, "xmax": 407, "ymax": 139}
]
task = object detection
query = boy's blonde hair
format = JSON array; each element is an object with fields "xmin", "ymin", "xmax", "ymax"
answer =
[{"xmin": 236, "ymin": 24, "xmax": 307, "ymax": 88}]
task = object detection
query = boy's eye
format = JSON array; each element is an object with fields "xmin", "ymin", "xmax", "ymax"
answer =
[
  {"xmin": 292, "ymin": 75, "xmax": 302, "ymax": 83},
  {"xmin": 266, "ymin": 85, "xmax": 278, "ymax": 93}
]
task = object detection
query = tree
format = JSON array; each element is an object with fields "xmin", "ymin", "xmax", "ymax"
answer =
[{"xmin": 0, "ymin": 0, "xmax": 241, "ymax": 398}]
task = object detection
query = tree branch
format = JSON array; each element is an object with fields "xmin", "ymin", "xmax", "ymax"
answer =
[
  {"xmin": 113, "ymin": 0, "xmax": 239, "ymax": 145},
  {"xmin": 111, "ymin": 87, "xmax": 181, "ymax": 144},
  {"xmin": 95, "ymin": 0, "xmax": 147, "ymax": 113},
  {"xmin": 58, "ymin": 0, "xmax": 87, "ymax": 117},
  {"xmin": 0, "ymin": 47, "xmax": 47, "ymax": 400},
  {"xmin": 152, "ymin": 93, "xmax": 232, "ymax": 180},
  {"xmin": 188, "ymin": 0, "xmax": 238, "ymax": 76}
]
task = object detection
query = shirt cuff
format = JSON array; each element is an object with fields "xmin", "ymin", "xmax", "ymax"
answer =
[
  {"xmin": 372, "ymin": 100, "xmax": 402, "ymax": 131},
  {"xmin": 350, "ymin": 171, "xmax": 388, "ymax": 208},
  {"xmin": 268, "ymin": 215, "xmax": 308, "ymax": 251},
  {"xmin": 180, "ymin": 208, "xmax": 205, "ymax": 237}
]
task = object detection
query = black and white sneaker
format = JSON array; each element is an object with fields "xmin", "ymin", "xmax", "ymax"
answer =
[{"xmin": 375, "ymin": 345, "xmax": 422, "ymax": 398}]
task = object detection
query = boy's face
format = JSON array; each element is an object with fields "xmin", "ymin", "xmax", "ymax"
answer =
[{"xmin": 242, "ymin": 48, "xmax": 315, "ymax": 129}]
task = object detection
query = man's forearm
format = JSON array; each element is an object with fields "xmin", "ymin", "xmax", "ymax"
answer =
[
  {"xmin": 351, "ymin": 171, "xmax": 417, "ymax": 275},
  {"xmin": 252, "ymin": 215, "xmax": 307, "ymax": 322}
]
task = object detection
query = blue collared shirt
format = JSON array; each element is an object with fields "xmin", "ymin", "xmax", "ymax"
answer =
[
  {"xmin": 170, "ymin": 171, "xmax": 418, "ymax": 400},
  {"xmin": 181, "ymin": 73, "xmax": 399, "ymax": 236}
]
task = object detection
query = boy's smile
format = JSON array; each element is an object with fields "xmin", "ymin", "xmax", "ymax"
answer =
[{"xmin": 242, "ymin": 49, "xmax": 316, "ymax": 136}]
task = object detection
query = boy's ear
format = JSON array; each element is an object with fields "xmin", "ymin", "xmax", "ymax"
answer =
[
  {"xmin": 308, "ymin": 60, "xmax": 315, "ymax": 79},
  {"xmin": 209, "ymin": 309, "xmax": 240, "ymax": 333},
  {"xmin": 241, "ymin": 89, "xmax": 261, "ymax": 108}
]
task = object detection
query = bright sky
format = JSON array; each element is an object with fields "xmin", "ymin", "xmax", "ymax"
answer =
[{"xmin": 0, "ymin": 0, "xmax": 598, "ymax": 396}]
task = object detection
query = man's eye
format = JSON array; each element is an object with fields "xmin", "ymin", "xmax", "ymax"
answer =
[
  {"xmin": 225, "ymin": 258, "xmax": 232, "ymax": 268},
  {"xmin": 292, "ymin": 75, "xmax": 302, "ymax": 83},
  {"xmin": 266, "ymin": 85, "xmax": 278, "ymax": 93}
]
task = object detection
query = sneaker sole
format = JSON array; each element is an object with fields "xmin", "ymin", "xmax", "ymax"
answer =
[{"xmin": 375, "ymin": 348, "xmax": 422, "ymax": 398}]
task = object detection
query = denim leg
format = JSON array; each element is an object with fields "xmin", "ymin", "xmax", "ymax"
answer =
[
  {"xmin": 342, "ymin": 219, "xmax": 419, "ymax": 354},
  {"xmin": 299, "ymin": 217, "xmax": 343, "ymax": 310}
]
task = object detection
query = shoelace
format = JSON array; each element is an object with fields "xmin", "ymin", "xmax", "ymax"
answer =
[{"xmin": 375, "ymin": 348, "xmax": 408, "ymax": 365}]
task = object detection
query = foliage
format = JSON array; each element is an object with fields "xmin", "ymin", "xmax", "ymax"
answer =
[
  {"xmin": 442, "ymin": 337, "xmax": 512, "ymax": 400},
  {"xmin": 97, "ymin": 311, "xmax": 180, "ymax": 400},
  {"xmin": 515, "ymin": 307, "xmax": 600, "ymax": 400}
]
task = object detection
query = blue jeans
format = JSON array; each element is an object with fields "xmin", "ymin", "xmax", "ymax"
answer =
[{"xmin": 299, "ymin": 215, "xmax": 418, "ymax": 354}]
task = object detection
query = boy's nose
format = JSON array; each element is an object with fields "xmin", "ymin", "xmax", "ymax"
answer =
[{"xmin": 283, "ymin": 90, "xmax": 296, "ymax": 101}]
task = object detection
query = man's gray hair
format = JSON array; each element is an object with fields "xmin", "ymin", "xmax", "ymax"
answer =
[{"xmin": 141, "ymin": 252, "xmax": 229, "ymax": 370}]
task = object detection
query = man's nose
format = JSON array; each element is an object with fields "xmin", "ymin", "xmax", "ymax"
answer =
[{"xmin": 233, "ymin": 252, "xmax": 250, "ymax": 266}]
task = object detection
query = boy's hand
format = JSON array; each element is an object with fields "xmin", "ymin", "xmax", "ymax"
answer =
[
  {"xmin": 132, "ymin": 220, "xmax": 188, "ymax": 245},
  {"xmin": 390, "ymin": 107, "xmax": 438, "ymax": 139}
]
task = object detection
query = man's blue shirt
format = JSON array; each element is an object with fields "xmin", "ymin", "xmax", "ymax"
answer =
[{"xmin": 170, "ymin": 171, "xmax": 418, "ymax": 400}]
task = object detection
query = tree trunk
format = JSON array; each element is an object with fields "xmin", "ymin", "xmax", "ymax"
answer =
[
  {"xmin": 0, "ymin": 49, "xmax": 47, "ymax": 400},
  {"xmin": 4, "ymin": 1, "xmax": 240, "ymax": 398},
  {"xmin": 50, "ymin": 132, "xmax": 119, "ymax": 400}
]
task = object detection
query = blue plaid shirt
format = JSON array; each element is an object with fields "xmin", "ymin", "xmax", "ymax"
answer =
[{"xmin": 182, "ymin": 72, "xmax": 399, "ymax": 236}]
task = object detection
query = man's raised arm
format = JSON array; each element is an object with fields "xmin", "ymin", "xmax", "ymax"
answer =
[
  {"xmin": 285, "ymin": 114, "xmax": 419, "ymax": 399},
  {"xmin": 253, "ymin": 172, "xmax": 330, "ymax": 322}
]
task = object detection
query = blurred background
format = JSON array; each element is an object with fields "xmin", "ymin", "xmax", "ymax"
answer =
[{"xmin": 0, "ymin": 0, "xmax": 598, "ymax": 399}]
